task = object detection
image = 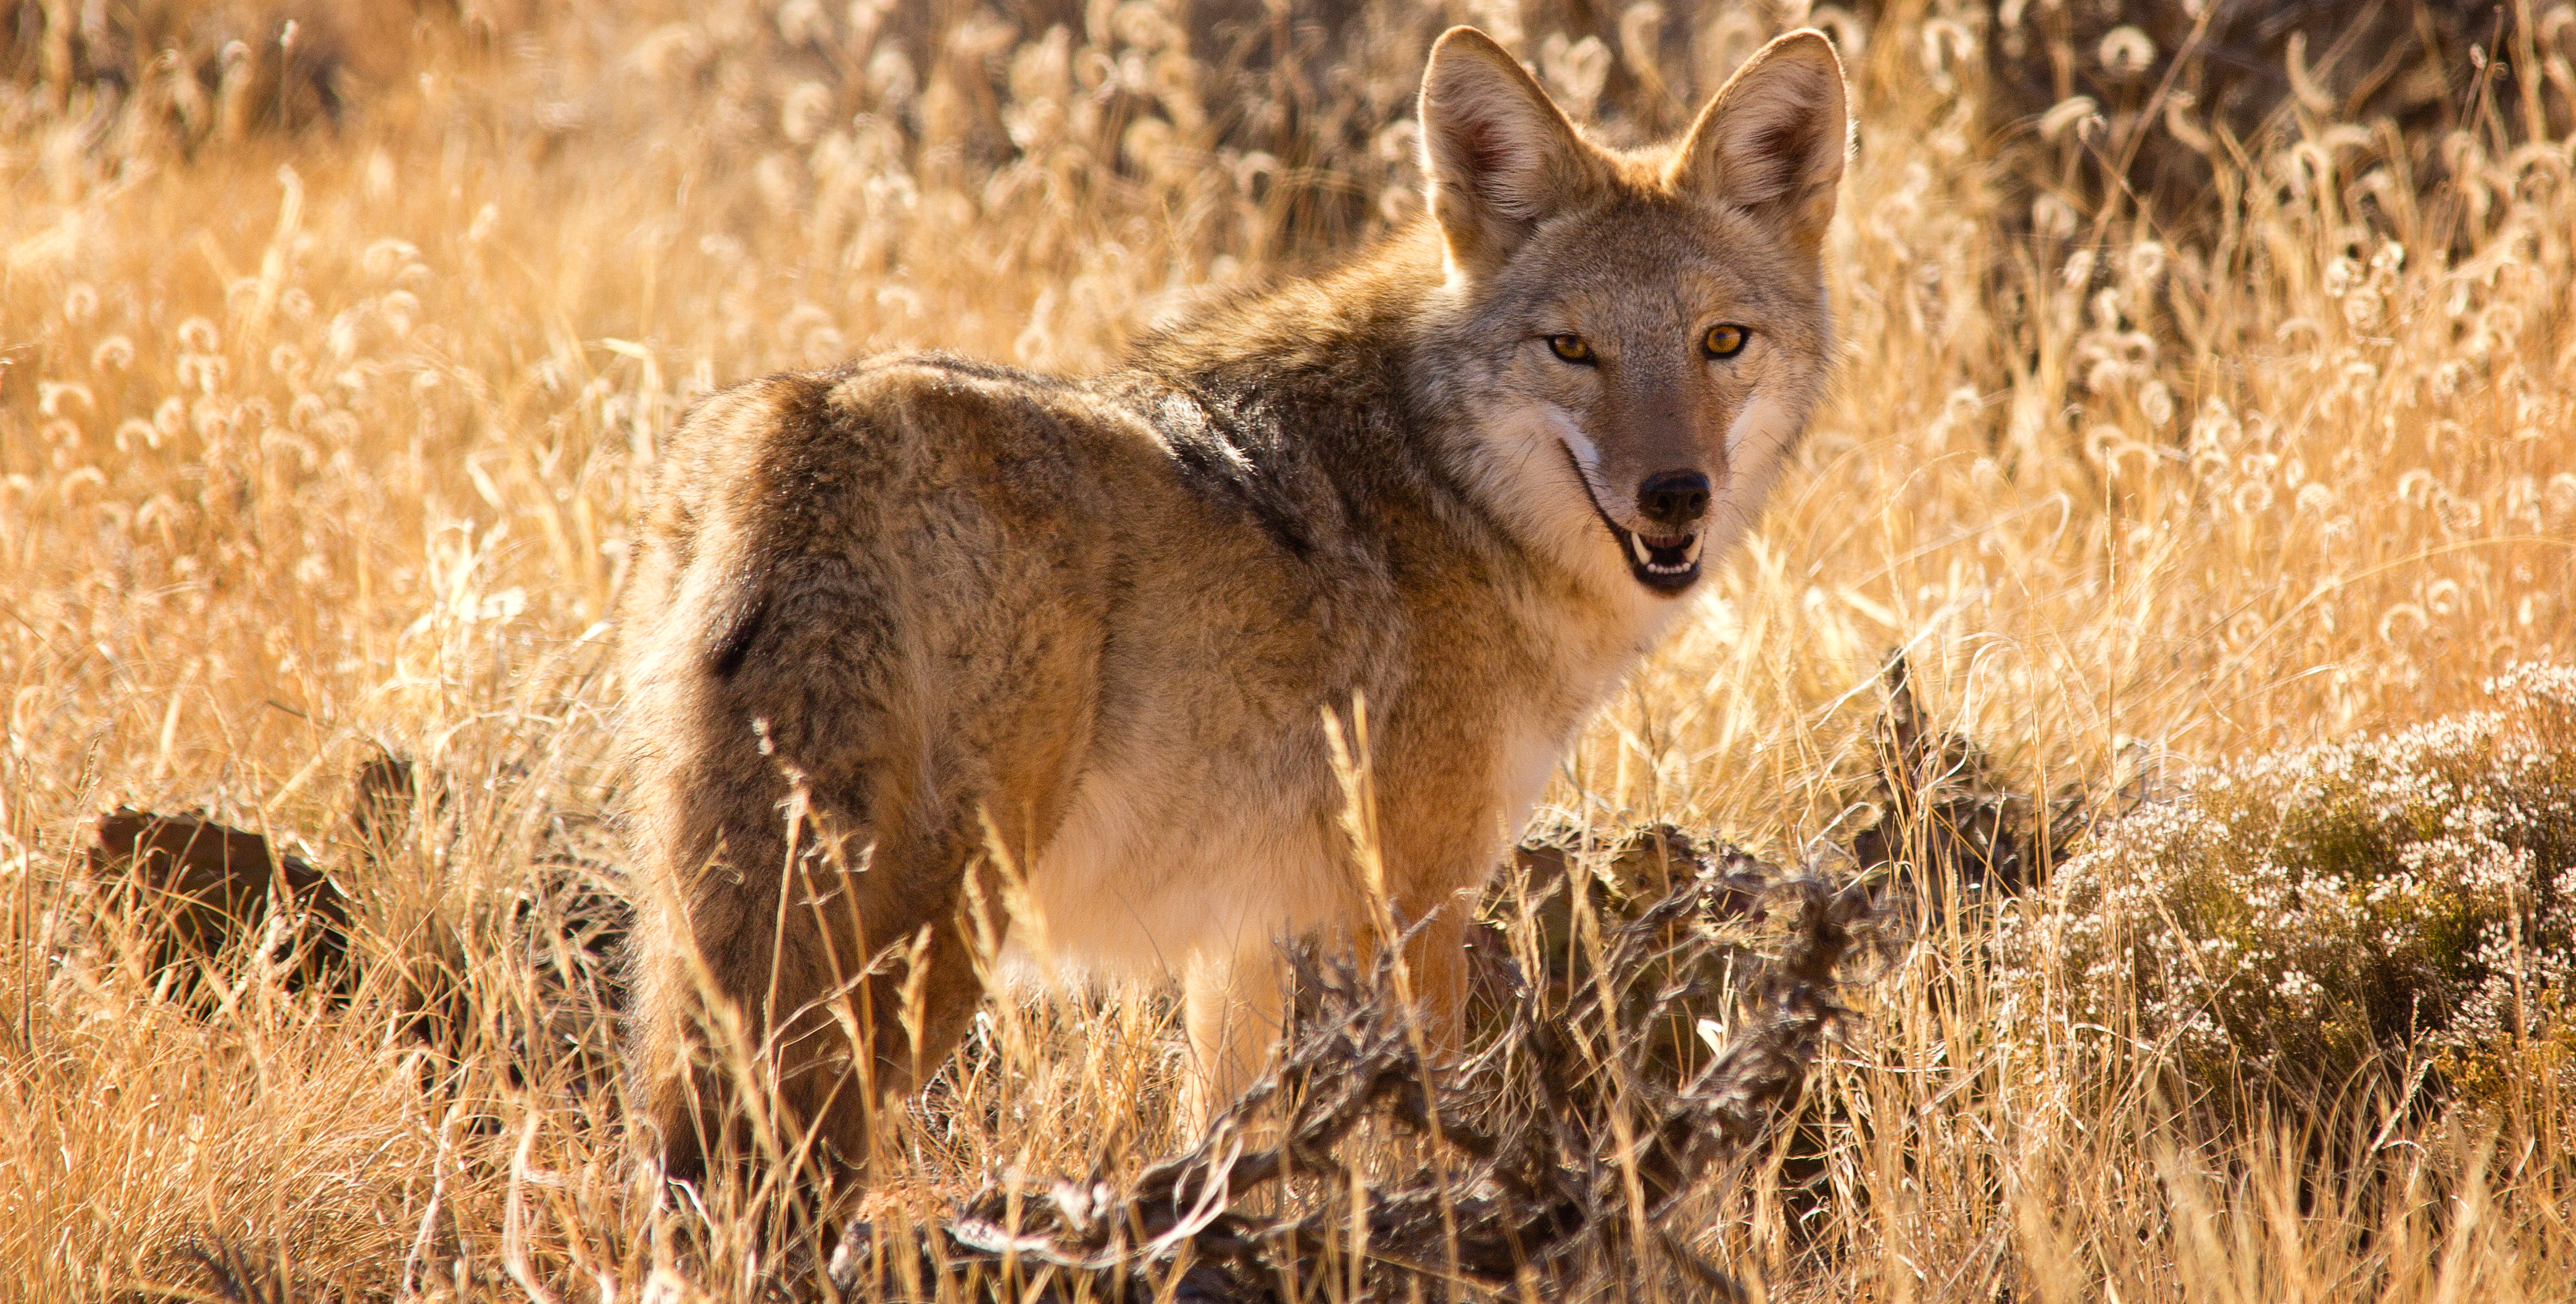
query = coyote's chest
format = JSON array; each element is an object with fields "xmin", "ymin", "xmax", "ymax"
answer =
[{"xmin": 1004, "ymin": 693, "xmax": 1571, "ymax": 979}]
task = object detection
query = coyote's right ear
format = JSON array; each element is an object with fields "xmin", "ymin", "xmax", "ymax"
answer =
[{"xmin": 1418, "ymin": 27, "xmax": 1598, "ymax": 278}]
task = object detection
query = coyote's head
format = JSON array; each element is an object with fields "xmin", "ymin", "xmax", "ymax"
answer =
[{"xmin": 1417, "ymin": 27, "xmax": 1847, "ymax": 599}]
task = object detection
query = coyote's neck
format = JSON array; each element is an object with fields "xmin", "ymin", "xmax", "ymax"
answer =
[
  {"xmin": 1111, "ymin": 227, "xmax": 1487, "ymax": 526},
  {"xmin": 1124, "ymin": 231, "xmax": 1445, "ymax": 394}
]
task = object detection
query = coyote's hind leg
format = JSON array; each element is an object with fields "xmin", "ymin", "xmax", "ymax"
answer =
[
  {"xmin": 627, "ymin": 745, "xmax": 999, "ymax": 1186},
  {"xmin": 623, "ymin": 586, "xmax": 997, "ymax": 1187}
]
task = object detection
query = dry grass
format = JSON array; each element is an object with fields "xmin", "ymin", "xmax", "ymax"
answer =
[{"xmin": 4, "ymin": 0, "xmax": 2575, "ymax": 1298}]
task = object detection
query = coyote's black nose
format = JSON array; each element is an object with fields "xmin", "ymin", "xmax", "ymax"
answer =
[{"xmin": 1636, "ymin": 470, "xmax": 1711, "ymax": 526}]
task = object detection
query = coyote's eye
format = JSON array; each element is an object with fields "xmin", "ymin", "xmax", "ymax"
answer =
[
  {"xmin": 1546, "ymin": 334, "xmax": 1595, "ymax": 364},
  {"xmin": 1702, "ymin": 324, "xmax": 1748, "ymax": 359}
]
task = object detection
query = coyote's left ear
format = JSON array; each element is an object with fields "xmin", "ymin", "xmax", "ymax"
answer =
[{"xmin": 1669, "ymin": 30, "xmax": 1849, "ymax": 254}]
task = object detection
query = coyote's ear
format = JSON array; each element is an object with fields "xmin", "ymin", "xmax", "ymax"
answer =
[
  {"xmin": 1418, "ymin": 27, "xmax": 1598, "ymax": 278},
  {"xmin": 1670, "ymin": 30, "xmax": 1848, "ymax": 254}
]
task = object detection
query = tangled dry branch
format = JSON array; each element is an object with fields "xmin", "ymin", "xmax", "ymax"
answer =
[{"xmin": 833, "ymin": 866, "xmax": 1880, "ymax": 1302}]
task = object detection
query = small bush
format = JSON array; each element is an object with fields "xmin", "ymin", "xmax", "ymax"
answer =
[{"xmin": 2005, "ymin": 662, "xmax": 2576, "ymax": 1111}]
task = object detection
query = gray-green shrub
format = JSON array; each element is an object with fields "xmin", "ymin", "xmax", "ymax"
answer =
[{"xmin": 2003, "ymin": 662, "xmax": 2576, "ymax": 1110}]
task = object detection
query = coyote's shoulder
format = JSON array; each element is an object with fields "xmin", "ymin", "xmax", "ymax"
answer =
[{"xmin": 619, "ymin": 26, "xmax": 1849, "ymax": 1185}]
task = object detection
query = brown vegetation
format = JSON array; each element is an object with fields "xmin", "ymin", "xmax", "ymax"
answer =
[{"xmin": 4, "ymin": 0, "xmax": 2575, "ymax": 1298}]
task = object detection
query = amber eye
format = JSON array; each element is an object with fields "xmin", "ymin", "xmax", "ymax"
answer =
[
  {"xmin": 1547, "ymin": 334, "xmax": 1595, "ymax": 364},
  {"xmin": 1702, "ymin": 323, "xmax": 1748, "ymax": 358}
]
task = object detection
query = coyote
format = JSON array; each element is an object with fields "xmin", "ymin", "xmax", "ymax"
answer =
[{"xmin": 620, "ymin": 25, "xmax": 1847, "ymax": 1182}]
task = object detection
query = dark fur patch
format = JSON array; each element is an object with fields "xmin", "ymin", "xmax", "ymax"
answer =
[
  {"xmin": 1124, "ymin": 379, "xmax": 1321, "ymax": 561},
  {"xmin": 706, "ymin": 586, "xmax": 768, "ymax": 679}
]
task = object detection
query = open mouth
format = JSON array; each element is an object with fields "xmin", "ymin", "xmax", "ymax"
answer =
[
  {"xmin": 1621, "ymin": 527, "xmax": 1707, "ymax": 591},
  {"xmin": 1560, "ymin": 446, "xmax": 1707, "ymax": 594}
]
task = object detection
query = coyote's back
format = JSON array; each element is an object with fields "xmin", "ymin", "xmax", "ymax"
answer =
[{"xmin": 618, "ymin": 25, "xmax": 1848, "ymax": 1186}]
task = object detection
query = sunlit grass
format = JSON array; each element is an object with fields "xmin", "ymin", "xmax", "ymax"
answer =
[{"xmin": 3, "ymin": 0, "xmax": 2572, "ymax": 1298}]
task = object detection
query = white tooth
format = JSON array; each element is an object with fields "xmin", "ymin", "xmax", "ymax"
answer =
[
  {"xmin": 1629, "ymin": 533, "xmax": 1653, "ymax": 565},
  {"xmin": 1684, "ymin": 533, "xmax": 1705, "ymax": 562}
]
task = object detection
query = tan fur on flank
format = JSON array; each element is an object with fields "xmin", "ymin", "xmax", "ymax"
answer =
[{"xmin": 616, "ymin": 25, "xmax": 1848, "ymax": 1186}]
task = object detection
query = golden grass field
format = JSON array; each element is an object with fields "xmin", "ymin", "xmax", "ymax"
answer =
[{"xmin": 4, "ymin": 0, "xmax": 2575, "ymax": 1298}]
